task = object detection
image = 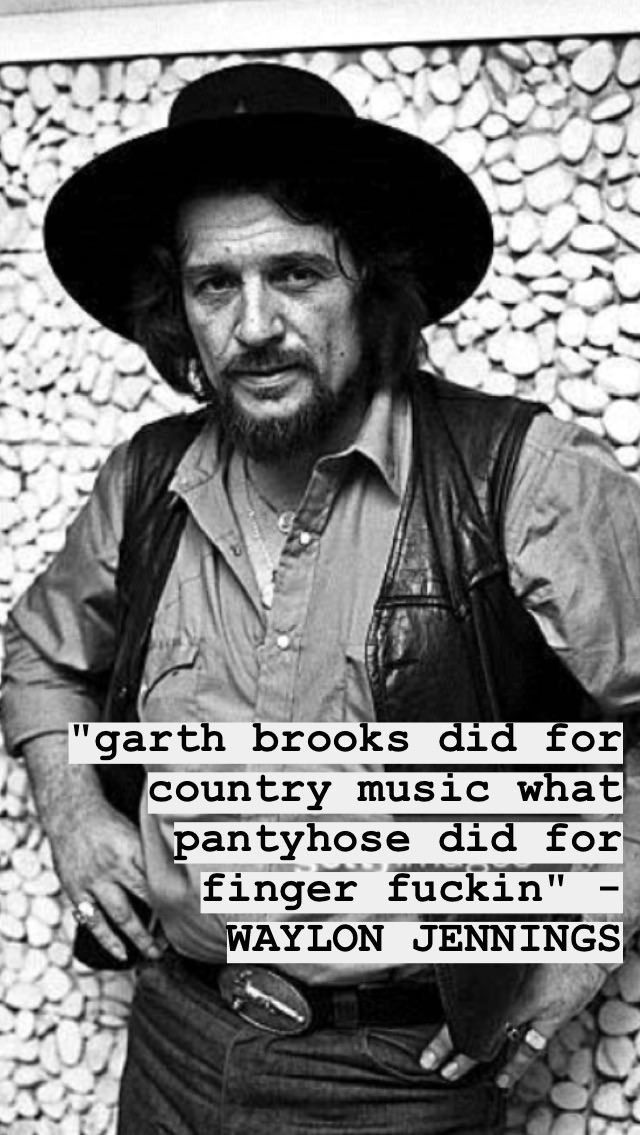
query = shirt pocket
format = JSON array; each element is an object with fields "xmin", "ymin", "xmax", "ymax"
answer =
[{"xmin": 138, "ymin": 639, "xmax": 202, "ymax": 721}]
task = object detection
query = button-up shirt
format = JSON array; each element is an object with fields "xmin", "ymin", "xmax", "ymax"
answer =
[{"xmin": 4, "ymin": 384, "xmax": 640, "ymax": 982}]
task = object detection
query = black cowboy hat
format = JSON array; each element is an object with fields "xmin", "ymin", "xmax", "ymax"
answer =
[{"xmin": 44, "ymin": 62, "xmax": 493, "ymax": 338}]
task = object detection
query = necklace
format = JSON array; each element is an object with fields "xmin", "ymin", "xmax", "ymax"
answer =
[
  {"xmin": 245, "ymin": 460, "xmax": 297, "ymax": 535},
  {"xmin": 242, "ymin": 462, "xmax": 277, "ymax": 609}
]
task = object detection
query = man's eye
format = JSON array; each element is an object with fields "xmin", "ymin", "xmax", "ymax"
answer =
[
  {"xmin": 196, "ymin": 275, "xmax": 235, "ymax": 295},
  {"xmin": 276, "ymin": 267, "xmax": 320, "ymax": 288}
]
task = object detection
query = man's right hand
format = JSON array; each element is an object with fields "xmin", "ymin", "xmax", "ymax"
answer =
[
  {"xmin": 21, "ymin": 734, "xmax": 163, "ymax": 964},
  {"xmin": 49, "ymin": 798, "xmax": 163, "ymax": 963}
]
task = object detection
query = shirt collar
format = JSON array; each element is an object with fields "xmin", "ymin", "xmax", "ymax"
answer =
[
  {"xmin": 170, "ymin": 412, "xmax": 227, "ymax": 495},
  {"xmin": 325, "ymin": 384, "xmax": 410, "ymax": 498},
  {"xmin": 170, "ymin": 383, "xmax": 411, "ymax": 500}
]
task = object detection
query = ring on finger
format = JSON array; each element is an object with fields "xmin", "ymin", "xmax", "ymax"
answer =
[
  {"xmin": 522, "ymin": 1027, "xmax": 547, "ymax": 1053},
  {"xmin": 72, "ymin": 898, "xmax": 99, "ymax": 927}
]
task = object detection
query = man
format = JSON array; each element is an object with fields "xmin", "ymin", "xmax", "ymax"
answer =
[{"xmin": 2, "ymin": 62, "xmax": 640, "ymax": 1135}]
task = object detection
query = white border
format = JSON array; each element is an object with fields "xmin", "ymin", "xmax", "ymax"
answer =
[{"xmin": 0, "ymin": 0, "xmax": 639, "ymax": 64}]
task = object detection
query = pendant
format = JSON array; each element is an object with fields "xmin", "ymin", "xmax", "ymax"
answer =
[
  {"xmin": 278, "ymin": 510, "xmax": 295, "ymax": 535},
  {"xmin": 261, "ymin": 579, "xmax": 274, "ymax": 609}
]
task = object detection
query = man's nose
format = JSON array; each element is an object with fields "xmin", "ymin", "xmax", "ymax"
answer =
[{"xmin": 235, "ymin": 280, "xmax": 284, "ymax": 346}]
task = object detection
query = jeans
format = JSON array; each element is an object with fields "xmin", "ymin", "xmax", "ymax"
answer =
[{"xmin": 117, "ymin": 955, "xmax": 505, "ymax": 1135}]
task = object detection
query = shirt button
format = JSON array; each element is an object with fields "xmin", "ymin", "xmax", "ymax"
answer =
[
  {"xmin": 299, "ymin": 530, "xmax": 312, "ymax": 546},
  {"xmin": 276, "ymin": 634, "xmax": 291, "ymax": 651}
]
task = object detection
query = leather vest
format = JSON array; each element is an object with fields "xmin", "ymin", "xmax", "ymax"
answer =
[{"xmin": 95, "ymin": 372, "xmax": 599, "ymax": 1059}]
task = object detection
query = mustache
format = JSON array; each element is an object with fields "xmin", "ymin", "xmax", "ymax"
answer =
[{"xmin": 223, "ymin": 347, "xmax": 317, "ymax": 378}]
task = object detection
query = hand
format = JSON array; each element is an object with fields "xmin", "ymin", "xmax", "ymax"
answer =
[
  {"xmin": 492, "ymin": 963, "xmax": 609, "ymax": 1091},
  {"xmin": 48, "ymin": 797, "xmax": 162, "ymax": 963},
  {"xmin": 419, "ymin": 963, "xmax": 609, "ymax": 1089}
]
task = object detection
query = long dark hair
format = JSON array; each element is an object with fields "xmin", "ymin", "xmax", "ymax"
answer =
[{"xmin": 128, "ymin": 174, "xmax": 430, "ymax": 400}]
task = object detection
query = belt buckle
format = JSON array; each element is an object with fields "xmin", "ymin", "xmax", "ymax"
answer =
[{"xmin": 218, "ymin": 966, "xmax": 313, "ymax": 1035}]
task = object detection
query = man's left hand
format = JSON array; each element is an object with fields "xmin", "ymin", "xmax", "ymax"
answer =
[{"xmin": 418, "ymin": 963, "xmax": 609, "ymax": 1089}]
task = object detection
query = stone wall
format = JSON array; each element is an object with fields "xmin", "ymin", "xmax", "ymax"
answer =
[{"xmin": 1, "ymin": 35, "xmax": 640, "ymax": 1135}]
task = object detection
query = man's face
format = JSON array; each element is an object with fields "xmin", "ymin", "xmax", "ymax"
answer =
[{"xmin": 178, "ymin": 191, "xmax": 363, "ymax": 459}]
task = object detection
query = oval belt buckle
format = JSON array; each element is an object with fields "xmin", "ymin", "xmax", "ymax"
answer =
[{"xmin": 218, "ymin": 966, "xmax": 313, "ymax": 1035}]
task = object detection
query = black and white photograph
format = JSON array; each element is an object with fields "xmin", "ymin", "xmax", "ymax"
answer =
[{"xmin": 1, "ymin": 2, "xmax": 640, "ymax": 1132}]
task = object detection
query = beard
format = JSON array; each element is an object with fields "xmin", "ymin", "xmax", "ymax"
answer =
[{"xmin": 201, "ymin": 346, "xmax": 363, "ymax": 462}]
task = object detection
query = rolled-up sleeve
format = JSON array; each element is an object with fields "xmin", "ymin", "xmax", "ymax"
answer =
[
  {"xmin": 2, "ymin": 441, "xmax": 129, "ymax": 753},
  {"xmin": 505, "ymin": 414, "xmax": 640, "ymax": 715}
]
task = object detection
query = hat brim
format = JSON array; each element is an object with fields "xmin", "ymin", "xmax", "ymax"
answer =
[{"xmin": 44, "ymin": 113, "xmax": 493, "ymax": 339}]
